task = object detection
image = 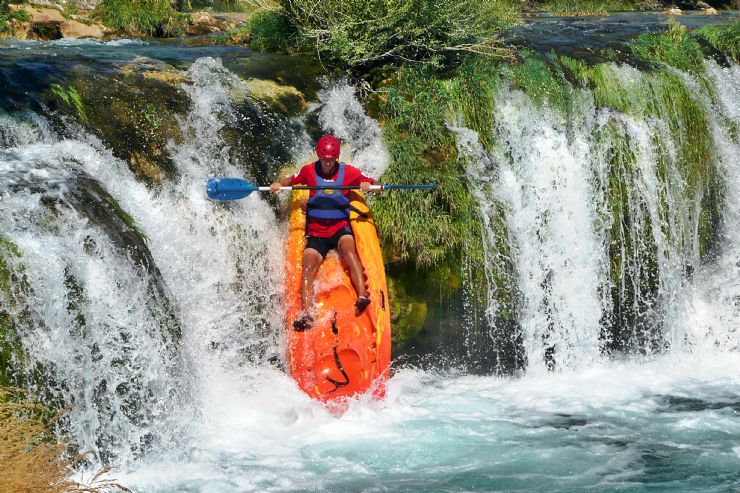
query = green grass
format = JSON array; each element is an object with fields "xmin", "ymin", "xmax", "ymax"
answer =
[
  {"xmin": 214, "ymin": 9, "xmax": 300, "ymax": 51},
  {"xmin": 502, "ymin": 52, "xmax": 573, "ymax": 114},
  {"xmin": 62, "ymin": 0, "xmax": 80, "ymax": 19},
  {"xmin": 0, "ymin": 0, "xmax": 10, "ymax": 35},
  {"xmin": 50, "ymin": 83, "xmax": 88, "ymax": 124},
  {"xmin": 245, "ymin": 9, "xmax": 298, "ymax": 52},
  {"xmin": 630, "ymin": 19, "xmax": 706, "ymax": 74},
  {"xmin": 446, "ymin": 58, "xmax": 499, "ymax": 150},
  {"xmin": 94, "ymin": 0, "xmax": 189, "ymax": 36},
  {"xmin": 10, "ymin": 7, "xmax": 29, "ymax": 22},
  {"xmin": 696, "ymin": 20, "xmax": 740, "ymax": 63},
  {"xmin": 532, "ymin": 0, "xmax": 638, "ymax": 15},
  {"xmin": 371, "ymin": 64, "xmax": 494, "ymax": 305}
]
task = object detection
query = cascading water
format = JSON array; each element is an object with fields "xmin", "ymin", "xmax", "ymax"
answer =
[
  {"xmin": 454, "ymin": 58, "xmax": 740, "ymax": 372},
  {"xmin": 1, "ymin": 27, "xmax": 740, "ymax": 491},
  {"xmin": 316, "ymin": 78, "xmax": 390, "ymax": 178},
  {"xmin": 668, "ymin": 60, "xmax": 740, "ymax": 353},
  {"xmin": 456, "ymin": 88, "xmax": 608, "ymax": 372},
  {"xmin": 0, "ymin": 113, "xmax": 188, "ymax": 464}
]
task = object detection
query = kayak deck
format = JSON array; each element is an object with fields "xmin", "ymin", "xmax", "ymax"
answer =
[{"xmin": 285, "ymin": 190, "xmax": 391, "ymax": 403}]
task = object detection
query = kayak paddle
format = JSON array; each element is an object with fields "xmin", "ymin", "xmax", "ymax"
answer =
[{"xmin": 206, "ymin": 178, "xmax": 438, "ymax": 201}]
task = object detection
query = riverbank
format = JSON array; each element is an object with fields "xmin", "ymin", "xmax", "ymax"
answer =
[
  {"xmin": 0, "ymin": 2, "xmax": 253, "ymax": 40},
  {"xmin": 1, "ymin": 0, "xmax": 735, "ymax": 42}
]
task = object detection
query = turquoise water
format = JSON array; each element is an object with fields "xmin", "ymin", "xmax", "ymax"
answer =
[
  {"xmin": 114, "ymin": 355, "xmax": 740, "ymax": 492},
  {"xmin": 2, "ymin": 24, "xmax": 739, "ymax": 493}
]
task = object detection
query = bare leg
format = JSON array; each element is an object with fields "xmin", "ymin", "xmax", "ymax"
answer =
[
  {"xmin": 301, "ymin": 247, "xmax": 323, "ymax": 314},
  {"xmin": 337, "ymin": 235, "xmax": 366, "ymax": 299}
]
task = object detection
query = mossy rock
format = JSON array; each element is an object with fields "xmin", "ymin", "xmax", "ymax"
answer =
[
  {"xmin": 386, "ymin": 273, "xmax": 428, "ymax": 350},
  {"xmin": 245, "ymin": 78, "xmax": 307, "ymax": 115},
  {"xmin": 49, "ymin": 62, "xmax": 189, "ymax": 185},
  {"xmin": 0, "ymin": 238, "xmax": 30, "ymax": 389}
]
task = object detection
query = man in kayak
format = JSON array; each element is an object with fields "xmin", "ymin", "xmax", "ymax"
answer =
[{"xmin": 269, "ymin": 135, "xmax": 381, "ymax": 330}]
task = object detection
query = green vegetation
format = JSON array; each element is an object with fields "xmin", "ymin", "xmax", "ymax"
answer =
[
  {"xmin": 10, "ymin": 7, "xmax": 28, "ymax": 22},
  {"xmin": 531, "ymin": 0, "xmax": 637, "ymax": 16},
  {"xmin": 373, "ymin": 66, "xmax": 483, "ymax": 276},
  {"xmin": 0, "ymin": 0, "xmax": 10, "ymax": 35},
  {"xmin": 595, "ymin": 119, "xmax": 661, "ymax": 349},
  {"xmin": 217, "ymin": 8, "xmax": 298, "ymax": 51},
  {"xmin": 696, "ymin": 20, "xmax": 740, "ymax": 63},
  {"xmin": 63, "ymin": 0, "xmax": 80, "ymax": 19},
  {"xmin": 630, "ymin": 20, "xmax": 705, "ymax": 74},
  {"xmin": 105, "ymin": 197, "xmax": 149, "ymax": 244},
  {"xmin": 279, "ymin": 0, "xmax": 517, "ymax": 68},
  {"xmin": 50, "ymin": 83, "xmax": 88, "ymax": 124},
  {"xmin": 246, "ymin": 9, "xmax": 298, "ymax": 52},
  {"xmin": 94, "ymin": 0, "xmax": 189, "ymax": 36},
  {"xmin": 503, "ymin": 52, "xmax": 574, "ymax": 113},
  {"xmin": 568, "ymin": 59, "xmax": 719, "ymax": 252}
]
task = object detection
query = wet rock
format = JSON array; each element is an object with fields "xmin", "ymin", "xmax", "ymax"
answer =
[
  {"xmin": 387, "ymin": 274, "xmax": 428, "ymax": 350},
  {"xmin": 246, "ymin": 78, "xmax": 308, "ymax": 115},
  {"xmin": 53, "ymin": 62, "xmax": 190, "ymax": 185},
  {"xmin": 663, "ymin": 6, "xmax": 683, "ymax": 14}
]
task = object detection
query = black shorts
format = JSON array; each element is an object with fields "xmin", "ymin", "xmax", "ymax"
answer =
[{"xmin": 306, "ymin": 228, "xmax": 353, "ymax": 258}]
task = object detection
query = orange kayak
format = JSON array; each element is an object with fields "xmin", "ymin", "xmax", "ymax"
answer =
[{"xmin": 285, "ymin": 190, "xmax": 391, "ymax": 404}]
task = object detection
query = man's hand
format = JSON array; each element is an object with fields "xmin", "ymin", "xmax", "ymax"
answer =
[
  {"xmin": 360, "ymin": 181, "xmax": 372, "ymax": 193},
  {"xmin": 269, "ymin": 182, "xmax": 282, "ymax": 193}
]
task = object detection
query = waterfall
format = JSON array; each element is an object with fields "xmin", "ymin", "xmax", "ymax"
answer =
[
  {"xmin": 0, "ymin": 57, "xmax": 290, "ymax": 464},
  {"xmin": 668, "ymin": 60, "xmax": 740, "ymax": 353},
  {"xmin": 0, "ymin": 117, "xmax": 188, "ymax": 464},
  {"xmin": 455, "ymin": 59, "xmax": 740, "ymax": 371},
  {"xmin": 0, "ymin": 55, "xmax": 393, "ymax": 466},
  {"xmin": 316, "ymin": 78, "xmax": 390, "ymax": 178}
]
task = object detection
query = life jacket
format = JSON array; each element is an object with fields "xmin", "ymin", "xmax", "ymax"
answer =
[{"xmin": 306, "ymin": 161, "xmax": 350, "ymax": 221}]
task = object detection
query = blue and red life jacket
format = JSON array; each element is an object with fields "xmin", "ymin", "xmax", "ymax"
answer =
[{"xmin": 306, "ymin": 161, "xmax": 350, "ymax": 221}]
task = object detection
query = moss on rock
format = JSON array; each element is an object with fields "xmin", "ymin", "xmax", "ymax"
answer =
[
  {"xmin": 51, "ymin": 63, "xmax": 189, "ymax": 185},
  {"xmin": 386, "ymin": 274, "xmax": 428, "ymax": 350},
  {"xmin": 0, "ymin": 237, "xmax": 28, "ymax": 389},
  {"xmin": 246, "ymin": 78, "xmax": 307, "ymax": 115}
]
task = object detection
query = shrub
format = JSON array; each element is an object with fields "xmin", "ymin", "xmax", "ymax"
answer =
[
  {"xmin": 373, "ymin": 66, "xmax": 484, "ymax": 273},
  {"xmin": 0, "ymin": 0, "xmax": 10, "ymax": 34},
  {"xmin": 94, "ymin": 0, "xmax": 189, "ymax": 36},
  {"xmin": 63, "ymin": 0, "xmax": 80, "ymax": 19},
  {"xmin": 279, "ymin": 0, "xmax": 517, "ymax": 68},
  {"xmin": 247, "ymin": 9, "xmax": 299, "ymax": 52},
  {"xmin": 10, "ymin": 7, "xmax": 28, "ymax": 22}
]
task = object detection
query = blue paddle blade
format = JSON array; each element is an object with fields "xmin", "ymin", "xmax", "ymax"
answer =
[{"xmin": 206, "ymin": 178, "xmax": 257, "ymax": 201}]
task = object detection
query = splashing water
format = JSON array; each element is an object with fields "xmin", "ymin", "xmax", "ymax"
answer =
[
  {"xmin": 316, "ymin": 78, "xmax": 389, "ymax": 178},
  {"xmin": 1, "ymin": 38, "xmax": 740, "ymax": 491}
]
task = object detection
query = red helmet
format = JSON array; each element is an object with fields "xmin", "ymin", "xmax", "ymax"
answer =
[{"xmin": 316, "ymin": 135, "xmax": 340, "ymax": 160}]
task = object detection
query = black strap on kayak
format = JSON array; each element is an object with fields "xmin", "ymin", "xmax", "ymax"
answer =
[
  {"xmin": 326, "ymin": 312, "xmax": 349, "ymax": 393},
  {"xmin": 349, "ymin": 204, "xmax": 369, "ymax": 219},
  {"xmin": 325, "ymin": 347, "xmax": 350, "ymax": 392}
]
